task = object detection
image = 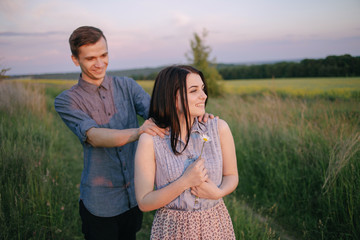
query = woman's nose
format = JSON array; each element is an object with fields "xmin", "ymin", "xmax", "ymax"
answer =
[{"xmin": 201, "ymin": 90, "xmax": 207, "ymax": 99}]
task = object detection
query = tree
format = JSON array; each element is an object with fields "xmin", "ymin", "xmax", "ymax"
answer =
[
  {"xmin": 0, "ymin": 66, "xmax": 11, "ymax": 80},
  {"xmin": 0, "ymin": 59, "xmax": 11, "ymax": 80},
  {"xmin": 186, "ymin": 29, "xmax": 223, "ymax": 97}
]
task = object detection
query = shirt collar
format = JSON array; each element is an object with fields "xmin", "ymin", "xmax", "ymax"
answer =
[
  {"xmin": 164, "ymin": 117, "xmax": 208, "ymax": 140},
  {"xmin": 78, "ymin": 74, "xmax": 111, "ymax": 93},
  {"xmin": 191, "ymin": 118, "xmax": 208, "ymax": 135}
]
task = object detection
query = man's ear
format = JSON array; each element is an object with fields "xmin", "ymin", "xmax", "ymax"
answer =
[{"xmin": 71, "ymin": 55, "xmax": 80, "ymax": 66}]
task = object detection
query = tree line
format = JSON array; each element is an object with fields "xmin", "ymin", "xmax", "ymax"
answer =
[
  {"xmin": 218, "ymin": 54, "xmax": 360, "ymax": 80},
  {"xmin": 8, "ymin": 54, "xmax": 359, "ymax": 81},
  {"xmin": 130, "ymin": 54, "xmax": 360, "ymax": 80}
]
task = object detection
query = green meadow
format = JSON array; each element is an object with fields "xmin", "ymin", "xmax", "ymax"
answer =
[
  {"xmin": 223, "ymin": 77, "xmax": 360, "ymax": 100},
  {"xmin": 1, "ymin": 77, "xmax": 359, "ymax": 239},
  {"xmin": 15, "ymin": 77, "xmax": 360, "ymax": 99}
]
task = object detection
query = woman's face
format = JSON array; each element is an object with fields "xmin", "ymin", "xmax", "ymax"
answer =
[{"xmin": 176, "ymin": 73, "xmax": 207, "ymax": 120}]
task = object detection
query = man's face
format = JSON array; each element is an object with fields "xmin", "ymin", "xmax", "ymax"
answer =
[{"xmin": 71, "ymin": 37, "xmax": 109, "ymax": 85}]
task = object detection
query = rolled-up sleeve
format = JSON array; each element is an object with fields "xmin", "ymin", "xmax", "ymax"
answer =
[{"xmin": 54, "ymin": 91, "xmax": 99, "ymax": 144}]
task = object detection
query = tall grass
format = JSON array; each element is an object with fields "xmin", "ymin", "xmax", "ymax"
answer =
[
  {"xmin": 1, "ymin": 80, "xmax": 359, "ymax": 239},
  {"xmin": 207, "ymin": 94, "xmax": 360, "ymax": 239},
  {"xmin": 1, "ymin": 82, "xmax": 277, "ymax": 239},
  {"xmin": 0, "ymin": 82, "xmax": 83, "ymax": 239},
  {"xmin": 0, "ymin": 82, "xmax": 46, "ymax": 115}
]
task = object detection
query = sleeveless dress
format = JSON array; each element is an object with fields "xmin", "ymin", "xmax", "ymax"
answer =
[{"xmin": 150, "ymin": 118, "xmax": 235, "ymax": 239}]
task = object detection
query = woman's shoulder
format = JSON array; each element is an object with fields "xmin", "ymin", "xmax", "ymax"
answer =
[
  {"xmin": 217, "ymin": 118, "xmax": 229, "ymax": 130},
  {"xmin": 216, "ymin": 118, "xmax": 233, "ymax": 140},
  {"xmin": 139, "ymin": 132, "xmax": 168, "ymax": 147},
  {"xmin": 138, "ymin": 132, "xmax": 155, "ymax": 146},
  {"xmin": 203, "ymin": 117, "xmax": 229, "ymax": 130}
]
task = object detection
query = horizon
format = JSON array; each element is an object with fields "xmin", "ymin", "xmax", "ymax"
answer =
[
  {"xmin": 1, "ymin": 0, "xmax": 360, "ymax": 75},
  {"xmin": 11, "ymin": 57, "xmax": 307, "ymax": 76},
  {"xmin": 10, "ymin": 54, "xmax": 359, "ymax": 77}
]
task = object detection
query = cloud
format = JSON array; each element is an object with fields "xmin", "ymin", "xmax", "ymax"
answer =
[
  {"xmin": 0, "ymin": 0, "xmax": 26, "ymax": 15},
  {"xmin": 0, "ymin": 31, "xmax": 66, "ymax": 37},
  {"xmin": 173, "ymin": 13, "xmax": 191, "ymax": 27}
]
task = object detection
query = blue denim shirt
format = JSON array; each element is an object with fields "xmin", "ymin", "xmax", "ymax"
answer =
[{"xmin": 54, "ymin": 75, "xmax": 150, "ymax": 217}]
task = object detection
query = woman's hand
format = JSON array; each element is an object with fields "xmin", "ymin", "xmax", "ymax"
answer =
[
  {"xmin": 190, "ymin": 178, "xmax": 222, "ymax": 200},
  {"xmin": 181, "ymin": 157, "xmax": 208, "ymax": 188}
]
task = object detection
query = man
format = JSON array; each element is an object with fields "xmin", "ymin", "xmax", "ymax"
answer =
[
  {"xmin": 55, "ymin": 26, "xmax": 212, "ymax": 239},
  {"xmin": 54, "ymin": 26, "xmax": 166, "ymax": 239}
]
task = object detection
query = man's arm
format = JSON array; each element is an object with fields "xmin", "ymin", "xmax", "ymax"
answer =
[
  {"xmin": 86, "ymin": 111, "xmax": 214, "ymax": 148},
  {"xmin": 83, "ymin": 76, "xmax": 161, "ymax": 148},
  {"xmin": 55, "ymin": 78, "xmax": 167, "ymax": 148},
  {"xmin": 86, "ymin": 119, "xmax": 167, "ymax": 148}
]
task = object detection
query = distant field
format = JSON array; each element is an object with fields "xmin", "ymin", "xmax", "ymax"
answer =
[
  {"xmin": 8, "ymin": 77, "xmax": 360, "ymax": 99},
  {"xmin": 8, "ymin": 79, "xmax": 155, "ymax": 93},
  {"xmin": 222, "ymin": 77, "xmax": 360, "ymax": 98}
]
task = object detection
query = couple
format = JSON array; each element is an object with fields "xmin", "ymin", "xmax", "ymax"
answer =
[{"xmin": 55, "ymin": 26, "xmax": 238, "ymax": 240}]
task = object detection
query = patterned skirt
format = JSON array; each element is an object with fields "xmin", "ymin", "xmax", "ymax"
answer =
[{"xmin": 150, "ymin": 199, "xmax": 235, "ymax": 240}]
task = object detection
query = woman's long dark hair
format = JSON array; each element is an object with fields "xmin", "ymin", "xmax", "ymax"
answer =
[{"xmin": 149, "ymin": 65, "xmax": 208, "ymax": 155}]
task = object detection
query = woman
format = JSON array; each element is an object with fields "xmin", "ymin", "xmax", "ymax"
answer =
[{"xmin": 135, "ymin": 65, "xmax": 238, "ymax": 239}]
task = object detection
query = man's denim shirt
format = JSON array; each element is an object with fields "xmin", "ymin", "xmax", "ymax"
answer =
[{"xmin": 54, "ymin": 75, "xmax": 150, "ymax": 217}]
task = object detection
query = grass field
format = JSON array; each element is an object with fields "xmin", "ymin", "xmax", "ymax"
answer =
[
  {"xmin": 12, "ymin": 76, "xmax": 360, "ymax": 99},
  {"xmin": 224, "ymin": 77, "xmax": 360, "ymax": 91},
  {"xmin": 222, "ymin": 77, "xmax": 360, "ymax": 100},
  {"xmin": 1, "ymin": 77, "xmax": 359, "ymax": 239}
]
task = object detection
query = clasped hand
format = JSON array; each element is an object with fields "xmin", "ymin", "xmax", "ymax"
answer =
[
  {"xmin": 190, "ymin": 178, "xmax": 222, "ymax": 200},
  {"xmin": 181, "ymin": 157, "xmax": 222, "ymax": 200},
  {"xmin": 182, "ymin": 157, "xmax": 208, "ymax": 187}
]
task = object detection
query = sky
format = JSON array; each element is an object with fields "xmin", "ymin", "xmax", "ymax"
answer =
[{"xmin": 0, "ymin": 0, "xmax": 359, "ymax": 75}]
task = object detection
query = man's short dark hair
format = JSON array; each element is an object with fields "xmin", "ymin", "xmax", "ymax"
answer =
[{"xmin": 69, "ymin": 26, "xmax": 107, "ymax": 58}]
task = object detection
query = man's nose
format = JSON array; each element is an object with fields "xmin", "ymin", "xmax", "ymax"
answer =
[{"xmin": 95, "ymin": 58, "xmax": 104, "ymax": 67}]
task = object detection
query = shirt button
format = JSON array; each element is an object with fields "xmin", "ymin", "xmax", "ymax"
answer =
[
  {"xmin": 102, "ymin": 96, "xmax": 105, "ymax": 99},
  {"xmin": 108, "ymin": 113, "xmax": 111, "ymax": 116}
]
